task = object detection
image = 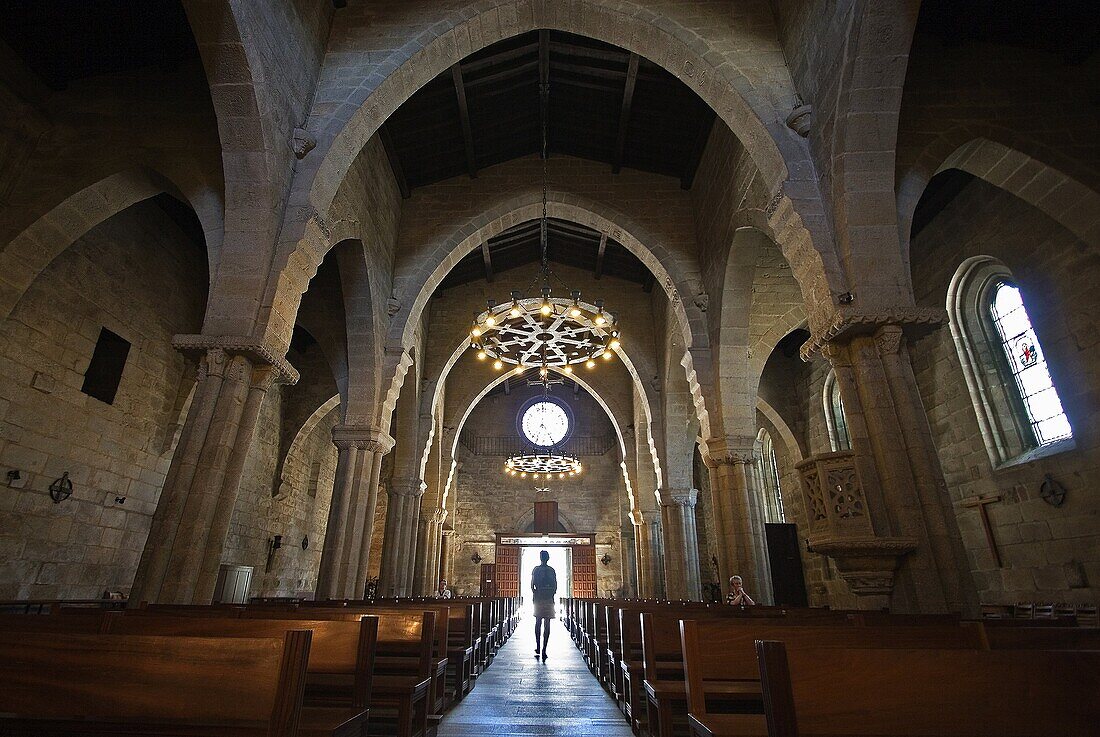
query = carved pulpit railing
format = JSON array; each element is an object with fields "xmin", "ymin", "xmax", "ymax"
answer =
[{"xmin": 796, "ymin": 451, "xmax": 917, "ymax": 608}]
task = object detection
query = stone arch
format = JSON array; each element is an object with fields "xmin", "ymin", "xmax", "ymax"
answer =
[
  {"xmin": 442, "ymin": 365, "xmax": 638, "ymax": 514},
  {"xmin": 179, "ymin": 0, "xmax": 288, "ymax": 338},
  {"xmin": 825, "ymin": 0, "xmax": 922, "ymax": 308},
  {"xmin": 262, "ymin": 3, "xmax": 842, "ymax": 366},
  {"xmin": 757, "ymin": 397, "xmax": 804, "ymax": 463},
  {"xmin": 275, "ymin": 394, "xmax": 342, "ymax": 501},
  {"xmin": 897, "ymin": 135, "xmax": 1100, "ymax": 285},
  {"xmin": 424, "ymin": 323, "xmax": 663, "ymax": 501},
  {"xmin": 376, "ymin": 193, "xmax": 712, "ymax": 448},
  {"xmin": 0, "ymin": 167, "xmax": 219, "ymax": 322}
]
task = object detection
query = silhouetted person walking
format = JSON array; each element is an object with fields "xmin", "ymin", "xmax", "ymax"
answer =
[{"xmin": 531, "ymin": 550, "xmax": 557, "ymax": 659}]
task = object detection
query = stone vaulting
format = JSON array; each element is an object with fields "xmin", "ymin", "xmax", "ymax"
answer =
[{"xmin": 0, "ymin": 0, "xmax": 1097, "ymax": 615}]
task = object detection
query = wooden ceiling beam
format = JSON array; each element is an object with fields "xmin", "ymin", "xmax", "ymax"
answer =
[
  {"xmin": 594, "ymin": 232, "xmax": 608, "ymax": 279},
  {"xmin": 451, "ymin": 64, "xmax": 478, "ymax": 178},
  {"xmin": 538, "ymin": 30, "xmax": 550, "ymax": 159},
  {"xmin": 378, "ymin": 124, "xmax": 411, "ymax": 199},
  {"xmin": 460, "ymin": 41, "xmax": 539, "ymax": 73},
  {"xmin": 612, "ymin": 53, "xmax": 639, "ymax": 174},
  {"xmin": 464, "ymin": 60, "xmax": 539, "ymax": 90},
  {"xmin": 548, "ymin": 41, "xmax": 630, "ymax": 64},
  {"xmin": 481, "ymin": 241, "xmax": 493, "ymax": 282}
]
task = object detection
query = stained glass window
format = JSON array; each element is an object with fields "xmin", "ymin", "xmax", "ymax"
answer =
[{"xmin": 989, "ymin": 282, "xmax": 1072, "ymax": 445}]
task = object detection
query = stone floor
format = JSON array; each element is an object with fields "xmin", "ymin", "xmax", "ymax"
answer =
[{"xmin": 437, "ymin": 617, "xmax": 634, "ymax": 736}]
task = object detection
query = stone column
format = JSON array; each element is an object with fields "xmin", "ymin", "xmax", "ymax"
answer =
[
  {"xmin": 401, "ymin": 488, "xmax": 424, "ymax": 595},
  {"xmin": 379, "ymin": 477, "xmax": 426, "ymax": 596},
  {"xmin": 822, "ymin": 322, "xmax": 977, "ymax": 613},
  {"xmin": 315, "ymin": 425, "xmax": 394, "ymax": 600},
  {"xmin": 131, "ymin": 340, "xmax": 293, "ymax": 605},
  {"xmin": 414, "ymin": 508, "xmax": 447, "ymax": 596},
  {"xmin": 702, "ymin": 438, "xmax": 766, "ymax": 597},
  {"xmin": 658, "ymin": 488, "xmax": 702, "ymax": 600},
  {"xmin": 440, "ymin": 527, "xmax": 455, "ymax": 585}
]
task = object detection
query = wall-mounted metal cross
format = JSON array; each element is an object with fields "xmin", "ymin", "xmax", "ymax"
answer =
[{"xmin": 960, "ymin": 494, "xmax": 1004, "ymax": 567}]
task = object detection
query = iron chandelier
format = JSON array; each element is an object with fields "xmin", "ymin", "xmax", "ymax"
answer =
[{"xmin": 469, "ymin": 65, "xmax": 621, "ymax": 374}]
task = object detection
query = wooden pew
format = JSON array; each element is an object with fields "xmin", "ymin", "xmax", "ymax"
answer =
[
  {"xmin": 985, "ymin": 625, "xmax": 1100, "ymax": 650},
  {"xmin": 0, "ymin": 611, "xmax": 108, "ymax": 633},
  {"xmin": 750, "ymin": 641, "xmax": 1100, "ymax": 737},
  {"xmin": 102, "ymin": 614, "xmax": 378, "ymax": 714},
  {"xmin": 0, "ymin": 630, "xmax": 351, "ymax": 737},
  {"xmin": 244, "ymin": 608, "xmax": 434, "ymax": 737},
  {"xmin": 679, "ymin": 619, "xmax": 988, "ymax": 737}
]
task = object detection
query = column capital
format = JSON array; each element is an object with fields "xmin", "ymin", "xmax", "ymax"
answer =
[
  {"xmin": 389, "ymin": 476, "xmax": 427, "ymax": 497},
  {"xmin": 173, "ymin": 334, "xmax": 299, "ymax": 384},
  {"xmin": 332, "ymin": 425, "xmax": 395, "ymax": 453},
  {"xmin": 659, "ymin": 487, "xmax": 699, "ymax": 508},
  {"xmin": 800, "ymin": 307, "xmax": 947, "ymax": 361},
  {"xmin": 703, "ymin": 436, "xmax": 756, "ymax": 467}
]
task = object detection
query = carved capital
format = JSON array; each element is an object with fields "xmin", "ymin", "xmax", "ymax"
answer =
[
  {"xmin": 331, "ymin": 424, "xmax": 395, "ymax": 454},
  {"xmin": 174, "ymin": 334, "xmax": 299, "ymax": 384},
  {"xmin": 873, "ymin": 324, "xmax": 904, "ymax": 357},
  {"xmin": 291, "ymin": 127, "xmax": 316, "ymax": 159},
  {"xmin": 389, "ymin": 476, "xmax": 427, "ymax": 498},
  {"xmin": 703, "ymin": 436, "xmax": 755, "ymax": 467},
  {"xmin": 659, "ymin": 487, "xmax": 699, "ymax": 509},
  {"xmin": 801, "ymin": 307, "xmax": 948, "ymax": 361}
]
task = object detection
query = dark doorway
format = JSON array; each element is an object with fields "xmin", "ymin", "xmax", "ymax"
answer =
[{"xmin": 765, "ymin": 523, "xmax": 808, "ymax": 607}]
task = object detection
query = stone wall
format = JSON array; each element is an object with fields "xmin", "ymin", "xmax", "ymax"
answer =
[
  {"xmin": 448, "ymin": 383, "xmax": 627, "ymax": 597},
  {"xmin": 908, "ymin": 178, "xmax": 1100, "ymax": 604},
  {"xmin": 0, "ymin": 201, "xmax": 206, "ymax": 599}
]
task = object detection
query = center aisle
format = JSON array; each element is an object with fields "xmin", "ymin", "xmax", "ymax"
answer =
[{"xmin": 437, "ymin": 616, "xmax": 634, "ymax": 737}]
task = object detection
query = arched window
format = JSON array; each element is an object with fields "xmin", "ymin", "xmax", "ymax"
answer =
[
  {"xmin": 823, "ymin": 370, "xmax": 851, "ymax": 452},
  {"xmin": 757, "ymin": 429, "xmax": 786, "ymax": 523},
  {"xmin": 948, "ymin": 257, "xmax": 1073, "ymax": 466}
]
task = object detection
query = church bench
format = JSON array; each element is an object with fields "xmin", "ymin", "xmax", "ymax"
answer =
[
  {"xmin": 0, "ymin": 630, "xmax": 368, "ymax": 737},
  {"xmin": 678, "ymin": 619, "xmax": 988, "ymax": 737},
  {"xmin": 243, "ymin": 608, "xmax": 435, "ymax": 737},
  {"xmin": 985, "ymin": 625, "xmax": 1100, "ymax": 650},
  {"xmin": 0, "ymin": 611, "xmax": 110, "ymax": 633},
  {"xmin": 303, "ymin": 602, "xmax": 453, "ymax": 716},
  {"xmin": 101, "ymin": 614, "xmax": 378, "ymax": 711},
  {"xmin": 748, "ymin": 640, "xmax": 1100, "ymax": 737}
]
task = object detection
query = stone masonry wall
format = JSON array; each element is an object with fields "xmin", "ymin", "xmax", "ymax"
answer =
[
  {"xmin": 449, "ymin": 383, "xmax": 626, "ymax": 597},
  {"xmin": 909, "ymin": 179, "xmax": 1100, "ymax": 605},
  {"xmin": 0, "ymin": 201, "xmax": 207, "ymax": 599}
]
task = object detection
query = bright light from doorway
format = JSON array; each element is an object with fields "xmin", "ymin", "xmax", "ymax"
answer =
[{"xmin": 519, "ymin": 545, "xmax": 572, "ymax": 617}]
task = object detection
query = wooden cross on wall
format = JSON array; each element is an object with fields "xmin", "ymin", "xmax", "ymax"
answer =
[{"xmin": 960, "ymin": 494, "xmax": 1003, "ymax": 568}]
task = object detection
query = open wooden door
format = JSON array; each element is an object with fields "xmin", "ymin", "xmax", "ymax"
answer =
[
  {"xmin": 571, "ymin": 544, "xmax": 596, "ymax": 597},
  {"xmin": 495, "ymin": 544, "xmax": 520, "ymax": 597},
  {"xmin": 479, "ymin": 563, "xmax": 496, "ymax": 596}
]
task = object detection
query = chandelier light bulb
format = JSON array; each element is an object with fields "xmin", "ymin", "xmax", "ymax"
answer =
[
  {"xmin": 485, "ymin": 315, "xmax": 496, "ymax": 327},
  {"xmin": 510, "ymin": 305, "xmax": 521, "ymax": 317},
  {"xmin": 570, "ymin": 305, "xmax": 582, "ymax": 317},
  {"xmin": 603, "ymin": 350, "xmax": 614, "ymax": 361},
  {"xmin": 521, "ymin": 472, "xmax": 528, "ymax": 478},
  {"xmin": 477, "ymin": 350, "xmax": 486, "ymax": 360},
  {"xmin": 540, "ymin": 302, "xmax": 552, "ymax": 316},
  {"xmin": 493, "ymin": 359, "xmax": 503, "ymax": 370},
  {"xmin": 595, "ymin": 311, "xmax": 606, "ymax": 326},
  {"xmin": 539, "ymin": 366, "xmax": 548, "ymax": 378},
  {"xmin": 471, "ymin": 326, "xmax": 482, "ymax": 337},
  {"xmin": 609, "ymin": 337, "xmax": 620, "ymax": 349},
  {"xmin": 563, "ymin": 365, "xmax": 573, "ymax": 374},
  {"xmin": 558, "ymin": 473, "xmax": 565, "ymax": 479},
  {"xmin": 586, "ymin": 358, "xmax": 596, "ymax": 369}
]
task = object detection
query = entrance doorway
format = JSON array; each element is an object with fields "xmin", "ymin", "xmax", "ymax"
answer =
[{"xmin": 519, "ymin": 546, "xmax": 572, "ymax": 617}]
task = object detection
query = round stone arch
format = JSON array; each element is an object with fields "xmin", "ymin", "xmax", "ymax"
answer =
[
  {"xmin": 262, "ymin": 2, "xmax": 842, "ymax": 363},
  {"xmin": 416, "ymin": 314, "xmax": 666, "ymax": 498},
  {"xmin": 0, "ymin": 167, "xmax": 221, "ymax": 322},
  {"xmin": 440, "ymin": 366, "xmax": 641, "ymax": 515},
  {"xmin": 274, "ymin": 394, "xmax": 342, "ymax": 501},
  {"xmin": 897, "ymin": 133, "xmax": 1100, "ymax": 286},
  {"xmin": 377, "ymin": 194, "xmax": 713, "ymax": 441}
]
